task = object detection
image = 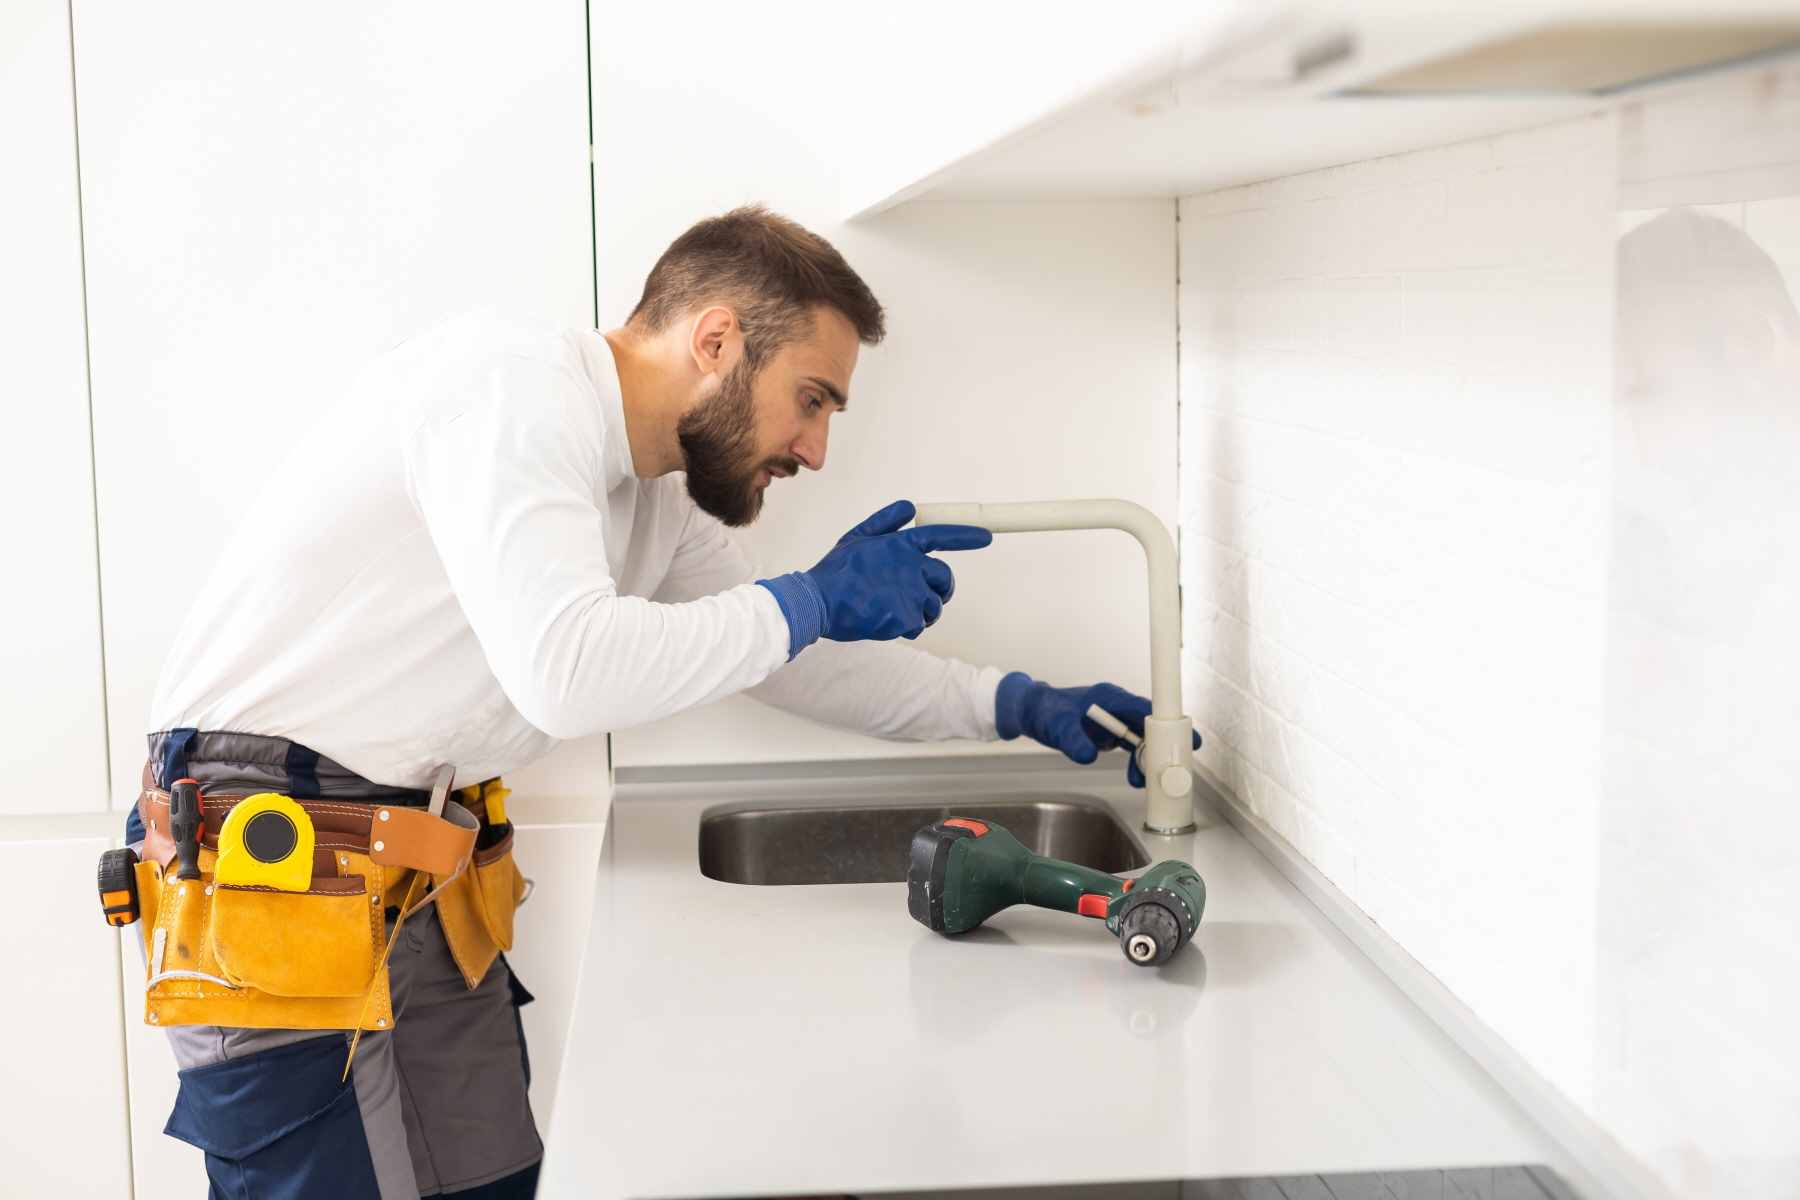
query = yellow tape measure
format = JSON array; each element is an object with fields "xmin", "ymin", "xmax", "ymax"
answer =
[{"xmin": 214, "ymin": 793, "xmax": 315, "ymax": 891}]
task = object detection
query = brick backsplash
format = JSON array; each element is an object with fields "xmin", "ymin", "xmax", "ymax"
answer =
[{"xmin": 1180, "ymin": 62, "xmax": 1800, "ymax": 1200}]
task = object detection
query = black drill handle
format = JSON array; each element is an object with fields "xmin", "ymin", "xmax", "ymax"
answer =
[{"xmin": 169, "ymin": 778, "xmax": 204, "ymax": 881}]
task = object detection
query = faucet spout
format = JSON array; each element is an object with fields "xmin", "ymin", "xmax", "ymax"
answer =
[{"xmin": 913, "ymin": 499, "xmax": 1196, "ymax": 834}]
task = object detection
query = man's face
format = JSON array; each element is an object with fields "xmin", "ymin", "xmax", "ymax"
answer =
[{"xmin": 678, "ymin": 306, "xmax": 859, "ymax": 527}]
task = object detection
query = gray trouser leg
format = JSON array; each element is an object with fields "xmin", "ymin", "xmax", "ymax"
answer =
[{"xmin": 388, "ymin": 906, "xmax": 543, "ymax": 1193}]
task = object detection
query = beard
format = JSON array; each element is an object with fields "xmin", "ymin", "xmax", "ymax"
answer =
[{"xmin": 676, "ymin": 360, "xmax": 800, "ymax": 528}]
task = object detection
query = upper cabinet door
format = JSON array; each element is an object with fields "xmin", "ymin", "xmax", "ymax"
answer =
[
  {"xmin": 835, "ymin": 0, "xmax": 1211, "ymax": 218},
  {"xmin": 71, "ymin": 1, "xmax": 594, "ymax": 806},
  {"xmin": 0, "ymin": 0, "xmax": 109, "ymax": 814}
]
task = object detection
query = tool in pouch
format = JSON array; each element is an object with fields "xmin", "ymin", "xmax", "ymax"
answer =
[
  {"xmin": 907, "ymin": 816, "xmax": 1206, "ymax": 966},
  {"xmin": 109, "ymin": 761, "xmax": 513, "ymax": 1048},
  {"xmin": 95, "ymin": 775, "xmax": 206, "ymax": 929}
]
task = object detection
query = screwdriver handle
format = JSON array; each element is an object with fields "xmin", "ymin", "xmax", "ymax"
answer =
[
  {"xmin": 1085, "ymin": 704, "xmax": 1142, "ymax": 747},
  {"xmin": 169, "ymin": 778, "xmax": 204, "ymax": 881}
]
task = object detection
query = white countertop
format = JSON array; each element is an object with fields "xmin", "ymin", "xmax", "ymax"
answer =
[{"xmin": 539, "ymin": 760, "xmax": 1550, "ymax": 1199}]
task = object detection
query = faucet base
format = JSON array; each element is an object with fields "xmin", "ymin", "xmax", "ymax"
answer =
[{"xmin": 1143, "ymin": 822, "xmax": 1198, "ymax": 836}]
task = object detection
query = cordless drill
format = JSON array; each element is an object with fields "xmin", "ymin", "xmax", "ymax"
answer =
[{"xmin": 907, "ymin": 817, "xmax": 1205, "ymax": 966}]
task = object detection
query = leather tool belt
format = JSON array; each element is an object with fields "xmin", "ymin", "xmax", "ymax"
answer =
[{"xmin": 133, "ymin": 767, "xmax": 526, "ymax": 1030}]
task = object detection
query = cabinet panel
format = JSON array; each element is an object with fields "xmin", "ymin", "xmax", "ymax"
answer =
[
  {"xmin": 0, "ymin": 0, "xmax": 109, "ymax": 813},
  {"xmin": 0, "ymin": 839, "xmax": 132, "ymax": 1197},
  {"xmin": 508, "ymin": 817, "xmax": 608, "ymax": 1130},
  {"xmin": 72, "ymin": 0, "xmax": 594, "ymax": 806}
]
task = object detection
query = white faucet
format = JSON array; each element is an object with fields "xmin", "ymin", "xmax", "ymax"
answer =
[{"xmin": 912, "ymin": 499, "xmax": 1197, "ymax": 834}]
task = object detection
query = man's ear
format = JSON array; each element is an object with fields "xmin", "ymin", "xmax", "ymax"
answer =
[{"xmin": 688, "ymin": 306, "xmax": 741, "ymax": 379}]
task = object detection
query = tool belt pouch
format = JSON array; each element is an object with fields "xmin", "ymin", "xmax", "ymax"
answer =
[
  {"xmin": 135, "ymin": 787, "xmax": 479, "ymax": 1030},
  {"xmin": 432, "ymin": 822, "xmax": 527, "ymax": 990}
]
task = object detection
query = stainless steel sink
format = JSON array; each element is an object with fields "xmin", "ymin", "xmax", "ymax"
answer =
[{"xmin": 697, "ymin": 792, "xmax": 1149, "ymax": 886}]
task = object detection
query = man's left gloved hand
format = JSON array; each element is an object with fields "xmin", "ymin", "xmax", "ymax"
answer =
[{"xmin": 993, "ymin": 671, "xmax": 1199, "ymax": 788}]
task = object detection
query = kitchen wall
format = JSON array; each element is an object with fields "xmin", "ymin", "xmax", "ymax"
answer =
[
  {"xmin": 1179, "ymin": 60, "xmax": 1800, "ymax": 1200},
  {"xmin": 1179, "ymin": 109, "xmax": 1618, "ymax": 1108},
  {"xmin": 592, "ymin": 0, "xmax": 1179, "ymax": 770}
]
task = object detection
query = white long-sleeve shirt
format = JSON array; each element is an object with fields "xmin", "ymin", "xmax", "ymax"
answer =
[{"xmin": 152, "ymin": 310, "xmax": 1002, "ymax": 789}]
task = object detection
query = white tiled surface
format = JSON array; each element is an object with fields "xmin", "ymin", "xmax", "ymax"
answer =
[{"xmin": 1178, "ymin": 113, "xmax": 1619, "ymax": 1113}]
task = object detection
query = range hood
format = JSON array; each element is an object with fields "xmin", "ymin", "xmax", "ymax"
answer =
[
  {"xmin": 838, "ymin": 0, "xmax": 1800, "ymax": 216},
  {"xmin": 1353, "ymin": 21, "xmax": 1800, "ymax": 94}
]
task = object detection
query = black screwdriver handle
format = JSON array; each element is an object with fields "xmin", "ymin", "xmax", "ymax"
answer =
[{"xmin": 169, "ymin": 779, "xmax": 204, "ymax": 881}]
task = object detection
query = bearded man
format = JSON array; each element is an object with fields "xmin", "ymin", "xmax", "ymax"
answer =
[{"xmin": 131, "ymin": 207, "xmax": 1171, "ymax": 1200}]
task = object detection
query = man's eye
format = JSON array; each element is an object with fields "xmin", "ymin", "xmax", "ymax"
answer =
[{"xmin": 805, "ymin": 393, "xmax": 822, "ymax": 410}]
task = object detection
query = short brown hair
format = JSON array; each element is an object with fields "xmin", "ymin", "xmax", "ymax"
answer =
[{"xmin": 628, "ymin": 205, "xmax": 886, "ymax": 371}]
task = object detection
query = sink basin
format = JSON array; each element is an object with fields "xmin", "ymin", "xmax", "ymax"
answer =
[{"xmin": 697, "ymin": 792, "xmax": 1149, "ymax": 886}]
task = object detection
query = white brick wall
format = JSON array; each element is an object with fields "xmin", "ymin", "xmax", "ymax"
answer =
[
  {"xmin": 1178, "ymin": 113, "xmax": 1620, "ymax": 1110},
  {"xmin": 1597, "ymin": 64, "xmax": 1800, "ymax": 1200},
  {"xmin": 1181, "ymin": 63, "xmax": 1800, "ymax": 1200}
]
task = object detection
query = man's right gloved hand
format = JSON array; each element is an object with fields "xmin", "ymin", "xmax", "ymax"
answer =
[{"xmin": 757, "ymin": 500, "xmax": 993, "ymax": 658}]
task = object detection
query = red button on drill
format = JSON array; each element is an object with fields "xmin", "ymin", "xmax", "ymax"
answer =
[
  {"xmin": 1077, "ymin": 894, "xmax": 1110, "ymax": 918},
  {"xmin": 943, "ymin": 818, "xmax": 989, "ymax": 836}
]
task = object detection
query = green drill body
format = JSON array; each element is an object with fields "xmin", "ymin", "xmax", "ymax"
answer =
[{"xmin": 907, "ymin": 818, "xmax": 1205, "ymax": 966}]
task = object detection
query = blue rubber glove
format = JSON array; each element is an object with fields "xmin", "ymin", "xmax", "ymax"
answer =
[
  {"xmin": 757, "ymin": 501, "xmax": 993, "ymax": 658},
  {"xmin": 994, "ymin": 671, "xmax": 1200, "ymax": 789}
]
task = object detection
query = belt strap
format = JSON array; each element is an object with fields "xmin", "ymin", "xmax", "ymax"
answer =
[{"xmin": 136, "ymin": 778, "xmax": 477, "ymax": 878}]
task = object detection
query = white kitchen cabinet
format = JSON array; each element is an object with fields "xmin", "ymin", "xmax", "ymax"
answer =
[
  {"xmin": 0, "ymin": 0, "xmax": 110, "ymax": 814},
  {"xmin": 71, "ymin": 0, "xmax": 595, "ymax": 809},
  {"xmin": 835, "ymin": 0, "xmax": 1205, "ymax": 216},
  {"xmin": 0, "ymin": 838, "xmax": 132, "ymax": 1198}
]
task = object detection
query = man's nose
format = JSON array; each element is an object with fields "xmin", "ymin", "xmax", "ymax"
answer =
[{"xmin": 793, "ymin": 420, "xmax": 829, "ymax": 471}]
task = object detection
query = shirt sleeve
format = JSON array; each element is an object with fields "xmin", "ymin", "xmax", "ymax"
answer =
[
  {"xmin": 649, "ymin": 498, "xmax": 1005, "ymax": 742},
  {"xmin": 745, "ymin": 638, "xmax": 1004, "ymax": 743},
  {"xmin": 401, "ymin": 347, "xmax": 791, "ymax": 740}
]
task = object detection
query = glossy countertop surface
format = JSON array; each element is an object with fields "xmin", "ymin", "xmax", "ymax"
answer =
[{"xmin": 539, "ymin": 760, "xmax": 1549, "ymax": 1200}]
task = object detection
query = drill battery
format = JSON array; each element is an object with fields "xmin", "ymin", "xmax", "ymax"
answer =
[{"xmin": 98, "ymin": 847, "xmax": 141, "ymax": 927}]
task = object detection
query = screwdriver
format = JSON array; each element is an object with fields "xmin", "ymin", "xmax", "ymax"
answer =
[
  {"xmin": 1086, "ymin": 704, "xmax": 1143, "ymax": 749},
  {"xmin": 169, "ymin": 778, "xmax": 204, "ymax": 881}
]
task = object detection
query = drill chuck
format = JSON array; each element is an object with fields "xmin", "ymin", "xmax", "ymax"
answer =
[{"xmin": 1120, "ymin": 900, "xmax": 1181, "ymax": 965}]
